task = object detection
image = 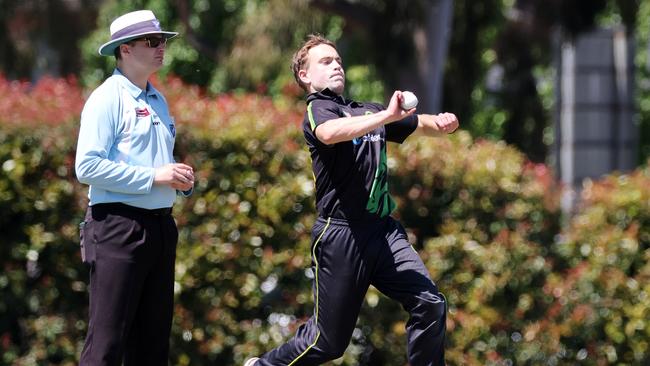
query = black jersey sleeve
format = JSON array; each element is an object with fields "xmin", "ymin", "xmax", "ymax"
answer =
[
  {"xmin": 306, "ymin": 99, "xmax": 341, "ymax": 131},
  {"xmin": 303, "ymin": 99, "xmax": 342, "ymax": 147},
  {"xmin": 385, "ymin": 114, "xmax": 418, "ymax": 143}
]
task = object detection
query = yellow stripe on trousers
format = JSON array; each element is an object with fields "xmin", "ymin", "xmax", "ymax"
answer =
[{"xmin": 288, "ymin": 217, "xmax": 331, "ymax": 366}]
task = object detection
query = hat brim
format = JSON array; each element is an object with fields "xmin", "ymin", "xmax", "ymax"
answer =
[{"xmin": 98, "ymin": 31, "xmax": 178, "ymax": 56}]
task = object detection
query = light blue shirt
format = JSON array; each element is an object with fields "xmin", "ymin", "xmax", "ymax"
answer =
[{"xmin": 75, "ymin": 69, "xmax": 190, "ymax": 209}]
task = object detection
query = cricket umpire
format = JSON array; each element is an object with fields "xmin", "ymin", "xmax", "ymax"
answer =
[{"xmin": 75, "ymin": 10, "xmax": 194, "ymax": 365}]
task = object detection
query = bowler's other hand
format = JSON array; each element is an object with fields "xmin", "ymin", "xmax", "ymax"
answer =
[
  {"xmin": 154, "ymin": 163, "xmax": 194, "ymax": 191},
  {"xmin": 385, "ymin": 90, "xmax": 416, "ymax": 123},
  {"xmin": 434, "ymin": 112, "xmax": 458, "ymax": 134}
]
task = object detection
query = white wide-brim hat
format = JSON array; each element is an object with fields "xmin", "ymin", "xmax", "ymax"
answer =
[{"xmin": 98, "ymin": 10, "xmax": 178, "ymax": 56}]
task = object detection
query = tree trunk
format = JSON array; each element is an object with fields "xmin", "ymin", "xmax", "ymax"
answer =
[{"xmin": 417, "ymin": 0, "xmax": 453, "ymax": 113}]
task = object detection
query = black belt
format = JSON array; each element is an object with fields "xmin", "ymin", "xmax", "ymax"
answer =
[{"xmin": 93, "ymin": 202, "xmax": 173, "ymax": 216}]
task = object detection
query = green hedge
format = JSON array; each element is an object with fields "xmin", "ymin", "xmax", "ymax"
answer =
[
  {"xmin": 546, "ymin": 171, "xmax": 650, "ymax": 365},
  {"xmin": 390, "ymin": 137, "xmax": 562, "ymax": 365},
  {"xmin": 0, "ymin": 75, "xmax": 648, "ymax": 365}
]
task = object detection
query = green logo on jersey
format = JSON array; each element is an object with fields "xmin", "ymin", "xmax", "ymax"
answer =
[{"xmin": 366, "ymin": 146, "xmax": 396, "ymax": 217}]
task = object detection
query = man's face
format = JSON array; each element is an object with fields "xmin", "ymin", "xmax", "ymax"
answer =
[
  {"xmin": 123, "ymin": 34, "xmax": 167, "ymax": 71},
  {"xmin": 301, "ymin": 44, "xmax": 345, "ymax": 95}
]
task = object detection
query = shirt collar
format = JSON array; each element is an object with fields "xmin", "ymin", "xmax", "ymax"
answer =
[
  {"xmin": 112, "ymin": 68, "xmax": 160, "ymax": 100},
  {"xmin": 306, "ymin": 88, "xmax": 359, "ymax": 106}
]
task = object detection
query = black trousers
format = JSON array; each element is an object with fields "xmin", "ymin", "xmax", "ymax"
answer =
[
  {"xmin": 258, "ymin": 216, "xmax": 447, "ymax": 366},
  {"xmin": 79, "ymin": 203, "xmax": 178, "ymax": 366}
]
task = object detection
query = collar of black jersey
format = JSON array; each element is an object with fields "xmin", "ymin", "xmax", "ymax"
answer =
[{"xmin": 306, "ymin": 88, "xmax": 362, "ymax": 107}]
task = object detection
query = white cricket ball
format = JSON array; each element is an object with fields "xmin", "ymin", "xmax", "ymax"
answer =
[{"xmin": 401, "ymin": 91, "xmax": 418, "ymax": 110}]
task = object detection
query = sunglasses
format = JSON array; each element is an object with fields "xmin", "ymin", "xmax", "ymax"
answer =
[{"xmin": 131, "ymin": 36, "xmax": 167, "ymax": 48}]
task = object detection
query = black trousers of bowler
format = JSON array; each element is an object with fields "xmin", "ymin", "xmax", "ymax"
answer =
[
  {"xmin": 258, "ymin": 216, "xmax": 447, "ymax": 366},
  {"xmin": 79, "ymin": 203, "xmax": 178, "ymax": 366}
]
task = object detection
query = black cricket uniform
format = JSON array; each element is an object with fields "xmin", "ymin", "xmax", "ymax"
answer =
[{"xmin": 258, "ymin": 89, "xmax": 447, "ymax": 366}]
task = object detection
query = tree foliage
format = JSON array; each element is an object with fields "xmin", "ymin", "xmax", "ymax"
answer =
[
  {"xmin": 1, "ymin": 0, "xmax": 646, "ymax": 162},
  {"xmin": 0, "ymin": 0, "xmax": 99, "ymax": 80},
  {"xmin": 79, "ymin": 0, "xmax": 344, "ymax": 95}
]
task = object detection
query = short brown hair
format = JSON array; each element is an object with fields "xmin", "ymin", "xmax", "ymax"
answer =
[
  {"xmin": 114, "ymin": 45, "xmax": 123, "ymax": 60},
  {"xmin": 291, "ymin": 34, "xmax": 337, "ymax": 92},
  {"xmin": 114, "ymin": 42, "xmax": 131, "ymax": 60}
]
